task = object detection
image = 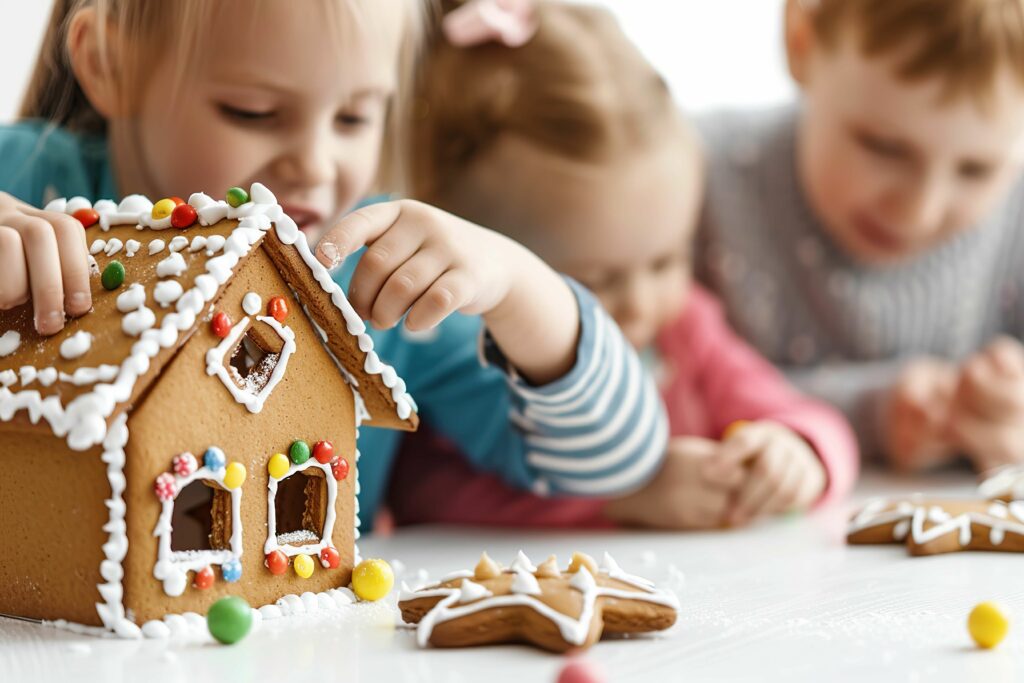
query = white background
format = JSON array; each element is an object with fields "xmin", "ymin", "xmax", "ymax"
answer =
[{"xmin": 0, "ymin": 0, "xmax": 793, "ymax": 122}]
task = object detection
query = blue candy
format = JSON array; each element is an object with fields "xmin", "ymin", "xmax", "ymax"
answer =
[
  {"xmin": 222, "ymin": 559, "xmax": 242, "ymax": 583},
  {"xmin": 204, "ymin": 447, "xmax": 226, "ymax": 471}
]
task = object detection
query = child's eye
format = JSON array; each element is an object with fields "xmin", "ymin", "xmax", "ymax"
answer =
[
  {"xmin": 218, "ymin": 104, "xmax": 277, "ymax": 122},
  {"xmin": 958, "ymin": 160, "xmax": 994, "ymax": 181},
  {"xmin": 336, "ymin": 112, "xmax": 369, "ymax": 128},
  {"xmin": 855, "ymin": 131, "xmax": 908, "ymax": 160}
]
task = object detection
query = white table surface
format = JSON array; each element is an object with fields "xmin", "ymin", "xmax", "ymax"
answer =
[{"xmin": 2, "ymin": 468, "xmax": 1022, "ymax": 683}]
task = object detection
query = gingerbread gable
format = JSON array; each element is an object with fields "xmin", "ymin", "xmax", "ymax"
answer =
[{"xmin": 0, "ymin": 183, "xmax": 417, "ymax": 452}]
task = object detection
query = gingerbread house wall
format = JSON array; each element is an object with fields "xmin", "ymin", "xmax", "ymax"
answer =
[
  {"xmin": 0, "ymin": 431, "xmax": 109, "ymax": 624},
  {"xmin": 122, "ymin": 247, "xmax": 359, "ymax": 625}
]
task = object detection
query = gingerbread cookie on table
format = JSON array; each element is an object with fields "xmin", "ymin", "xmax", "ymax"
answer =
[
  {"xmin": 977, "ymin": 464, "xmax": 1024, "ymax": 503},
  {"xmin": 399, "ymin": 551, "xmax": 678, "ymax": 653}
]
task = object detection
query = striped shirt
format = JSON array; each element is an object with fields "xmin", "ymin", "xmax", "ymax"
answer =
[
  {"xmin": 0, "ymin": 120, "xmax": 669, "ymax": 528},
  {"xmin": 695, "ymin": 105, "xmax": 1024, "ymax": 457}
]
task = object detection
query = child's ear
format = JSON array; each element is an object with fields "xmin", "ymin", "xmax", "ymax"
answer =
[
  {"xmin": 784, "ymin": 0, "xmax": 816, "ymax": 86},
  {"xmin": 66, "ymin": 7, "xmax": 128, "ymax": 118}
]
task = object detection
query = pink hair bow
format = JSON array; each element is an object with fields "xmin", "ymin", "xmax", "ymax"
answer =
[{"xmin": 443, "ymin": 0, "xmax": 539, "ymax": 48}]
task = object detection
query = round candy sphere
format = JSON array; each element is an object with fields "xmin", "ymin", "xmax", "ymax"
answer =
[
  {"xmin": 152, "ymin": 198, "xmax": 177, "ymax": 220},
  {"xmin": 293, "ymin": 553, "xmax": 315, "ymax": 579},
  {"xmin": 207, "ymin": 596, "xmax": 253, "ymax": 645},
  {"xmin": 204, "ymin": 447, "xmax": 226, "ymax": 471},
  {"xmin": 557, "ymin": 659, "xmax": 607, "ymax": 683},
  {"xmin": 969, "ymin": 601, "xmax": 1010, "ymax": 649},
  {"xmin": 72, "ymin": 207, "xmax": 99, "ymax": 228},
  {"xmin": 267, "ymin": 453, "xmax": 290, "ymax": 479},
  {"xmin": 331, "ymin": 457, "xmax": 349, "ymax": 482},
  {"xmin": 101, "ymin": 261, "xmax": 125, "ymax": 291},
  {"xmin": 222, "ymin": 559, "xmax": 243, "ymax": 583},
  {"xmin": 267, "ymin": 296, "xmax": 289, "ymax": 322},
  {"xmin": 211, "ymin": 311, "xmax": 232, "ymax": 338},
  {"xmin": 289, "ymin": 440, "xmax": 310, "ymax": 465},
  {"xmin": 266, "ymin": 550, "xmax": 288, "ymax": 575},
  {"xmin": 352, "ymin": 559, "xmax": 394, "ymax": 601},
  {"xmin": 170, "ymin": 203, "xmax": 197, "ymax": 229},
  {"xmin": 313, "ymin": 440, "xmax": 334, "ymax": 464},
  {"xmin": 193, "ymin": 565, "xmax": 215, "ymax": 590},
  {"xmin": 223, "ymin": 462, "xmax": 246, "ymax": 490},
  {"xmin": 226, "ymin": 187, "xmax": 249, "ymax": 208},
  {"xmin": 320, "ymin": 546, "xmax": 341, "ymax": 569}
]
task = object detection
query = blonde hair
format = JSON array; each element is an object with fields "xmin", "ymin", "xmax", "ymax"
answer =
[
  {"xmin": 19, "ymin": 0, "xmax": 427, "ymax": 194},
  {"xmin": 410, "ymin": 1, "xmax": 682, "ymax": 204},
  {"xmin": 809, "ymin": 0, "xmax": 1024, "ymax": 102}
]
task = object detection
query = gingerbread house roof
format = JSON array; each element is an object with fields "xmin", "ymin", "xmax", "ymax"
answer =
[{"xmin": 0, "ymin": 183, "xmax": 417, "ymax": 451}]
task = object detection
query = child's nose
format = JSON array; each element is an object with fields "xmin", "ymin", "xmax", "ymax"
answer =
[
  {"xmin": 897, "ymin": 173, "xmax": 948, "ymax": 238},
  {"xmin": 275, "ymin": 126, "xmax": 336, "ymax": 188}
]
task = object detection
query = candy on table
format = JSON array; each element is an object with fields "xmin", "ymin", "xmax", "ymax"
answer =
[
  {"xmin": 226, "ymin": 187, "xmax": 249, "ymax": 208},
  {"xmin": 557, "ymin": 659, "xmax": 607, "ymax": 683},
  {"xmin": 267, "ymin": 296, "xmax": 289, "ymax": 323},
  {"xmin": 267, "ymin": 453, "xmax": 290, "ymax": 479},
  {"xmin": 222, "ymin": 559, "xmax": 243, "ymax": 583},
  {"xmin": 289, "ymin": 440, "xmax": 310, "ymax": 465},
  {"xmin": 101, "ymin": 261, "xmax": 126, "ymax": 290},
  {"xmin": 223, "ymin": 462, "xmax": 246, "ymax": 490},
  {"xmin": 320, "ymin": 546, "xmax": 341, "ymax": 569},
  {"xmin": 968, "ymin": 601, "xmax": 1010, "ymax": 649},
  {"xmin": 211, "ymin": 311, "xmax": 232, "ymax": 338},
  {"xmin": 171, "ymin": 203, "xmax": 198, "ymax": 229},
  {"xmin": 172, "ymin": 452, "xmax": 198, "ymax": 477},
  {"xmin": 207, "ymin": 596, "xmax": 253, "ymax": 645},
  {"xmin": 193, "ymin": 566, "xmax": 215, "ymax": 590},
  {"xmin": 154, "ymin": 473, "xmax": 176, "ymax": 501},
  {"xmin": 72, "ymin": 207, "xmax": 99, "ymax": 228},
  {"xmin": 331, "ymin": 457, "xmax": 349, "ymax": 482},
  {"xmin": 266, "ymin": 550, "xmax": 289, "ymax": 576},
  {"xmin": 204, "ymin": 446, "xmax": 226, "ymax": 471},
  {"xmin": 151, "ymin": 198, "xmax": 177, "ymax": 220},
  {"xmin": 313, "ymin": 440, "xmax": 335, "ymax": 464},
  {"xmin": 293, "ymin": 553, "xmax": 315, "ymax": 579},
  {"xmin": 352, "ymin": 558, "xmax": 394, "ymax": 601}
]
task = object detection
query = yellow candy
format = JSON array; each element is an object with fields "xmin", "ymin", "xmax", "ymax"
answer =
[
  {"xmin": 293, "ymin": 553, "xmax": 314, "ymax": 579},
  {"xmin": 223, "ymin": 462, "xmax": 247, "ymax": 490},
  {"xmin": 267, "ymin": 453, "xmax": 289, "ymax": 480},
  {"xmin": 152, "ymin": 198, "xmax": 177, "ymax": 220},
  {"xmin": 722, "ymin": 420, "xmax": 751, "ymax": 440},
  {"xmin": 352, "ymin": 558, "xmax": 394, "ymax": 601},
  {"xmin": 968, "ymin": 601, "xmax": 1010, "ymax": 649}
]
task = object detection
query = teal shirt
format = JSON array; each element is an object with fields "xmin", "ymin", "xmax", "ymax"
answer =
[{"xmin": 0, "ymin": 120, "xmax": 669, "ymax": 531}]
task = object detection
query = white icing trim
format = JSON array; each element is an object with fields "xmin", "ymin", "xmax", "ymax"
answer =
[
  {"xmin": 242, "ymin": 292, "xmax": 262, "ymax": 316},
  {"xmin": 264, "ymin": 458, "xmax": 338, "ymax": 558},
  {"xmin": 59, "ymin": 332, "xmax": 93, "ymax": 360},
  {"xmin": 0, "ymin": 331, "xmax": 20, "ymax": 357},
  {"xmin": 909, "ymin": 500, "xmax": 1024, "ymax": 547},
  {"xmin": 979, "ymin": 465, "xmax": 1024, "ymax": 501},
  {"xmin": 205, "ymin": 315, "xmax": 296, "ymax": 414},
  {"xmin": 152, "ymin": 458, "xmax": 244, "ymax": 597}
]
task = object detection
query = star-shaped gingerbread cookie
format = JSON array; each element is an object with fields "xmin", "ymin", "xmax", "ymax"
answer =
[{"xmin": 399, "ymin": 551, "xmax": 679, "ymax": 653}]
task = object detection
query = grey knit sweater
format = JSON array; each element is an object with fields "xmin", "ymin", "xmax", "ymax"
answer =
[{"xmin": 695, "ymin": 105, "xmax": 1024, "ymax": 457}]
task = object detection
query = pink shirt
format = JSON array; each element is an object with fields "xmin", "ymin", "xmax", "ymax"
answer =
[{"xmin": 387, "ymin": 286, "xmax": 858, "ymax": 528}]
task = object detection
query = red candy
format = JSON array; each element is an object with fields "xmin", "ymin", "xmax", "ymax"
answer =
[
  {"xmin": 557, "ymin": 659, "xmax": 607, "ymax": 683},
  {"xmin": 266, "ymin": 550, "xmax": 289, "ymax": 576},
  {"xmin": 72, "ymin": 208, "xmax": 99, "ymax": 228},
  {"xmin": 170, "ymin": 196, "xmax": 186, "ymax": 206},
  {"xmin": 313, "ymin": 440, "xmax": 334, "ymax": 464},
  {"xmin": 320, "ymin": 546, "xmax": 341, "ymax": 569},
  {"xmin": 173, "ymin": 452, "xmax": 198, "ymax": 477},
  {"xmin": 154, "ymin": 473, "xmax": 177, "ymax": 501},
  {"xmin": 331, "ymin": 457, "xmax": 349, "ymax": 482},
  {"xmin": 193, "ymin": 566, "xmax": 215, "ymax": 590},
  {"xmin": 267, "ymin": 296, "xmax": 289, "ymax": 323},
  {"xmin": 211, "ymin": 311, "xmax": 232, "ymax": 338},
  {"xmin": 170, "ymin": 203, "xmax": 197, "ymax": 229}
]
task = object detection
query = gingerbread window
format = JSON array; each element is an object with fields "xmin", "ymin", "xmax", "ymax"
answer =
[
  {"xmin": 170, "ymin": 480, "xmax": 233, "ymax": 552},
  {"xmin": 206, "ymin": 314, "xmax": 296, "ymax": 414},
  {"xmin": 265, "ymin": 458, "xmax": 339, "ymax": 560}
]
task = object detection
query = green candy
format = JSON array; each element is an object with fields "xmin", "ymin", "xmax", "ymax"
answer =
[
  {"xmin": 101, "ymin": 261, "xmax": 125, "ymax": 290},
  {"xmin": 207, "ymin": 596, "xmax": 253, "ymax": 645},
  {"xmin": 226, "ymin": 186, "xmax": 249, "ymax": 208},
  {"xmin": 289, "ymin": 440, "xmax": 311, "ymax": 465}
]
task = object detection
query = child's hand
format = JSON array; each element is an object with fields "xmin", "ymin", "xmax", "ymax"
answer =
[
  {"xmin": 316, "ymin": 200, "xmax": 579, "ymax": 384},
  {"xmin": 948, "ymin": 337, "xmax": 1024, "ymax": 471},
  {"xmin": 604, "ymin": 436, "xmax": 733, "ymax": 530},
  {"xmin": 0, "ymin": 192, "xmax": 92, "ymax": 335},
  {"xmin": 703, "ymin": 421, "xmax": 826, "ymax": 525},
  {"xmin": 884, "ymin": 357, "xmax": 958, "ymax": 472}
]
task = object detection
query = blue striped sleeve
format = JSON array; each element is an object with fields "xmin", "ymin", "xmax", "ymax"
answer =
[{"xmin": 490, "ymin": 278, "xmax": 669, "ymax": 497}]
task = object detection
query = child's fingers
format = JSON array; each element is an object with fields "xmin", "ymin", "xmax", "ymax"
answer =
[
  {"xmin": 958, "ymin": 354, "xmax": 1024, "ymax": 419},
  {"xmin": 761, "ymin": 458, "xmax": 803, "ymax": 515},
  {"xmin": 405, "ymin": 269, "xmax": 475, "ymax": 331},
  {"xmin": 986, "ymin": 336, "xmax": 1024, "ymax": 377},
  {"xmin": 369, "ymin": 250, "xmax": 447, "ymax": 329},
  {"xmin": 702, "ymin": 428, "xmax": 763, "ymax": 486},
  {"xmin": 0, "ymin": 227, "xmax": 29, "ymax": 309},
  {"xmin": 9, "ymin": 214, "xmax": 66, "ymax": 335},
  {"xmin": 316, "ymin": 201, "xmax": 406, "ymax": 267},
  {"xmin": 49, "ymin": 213, "xmax": 92, "ymax": 316},
  {"xmin": 731, "ymin": 447, "xmax": 783, "ymax": 521}
]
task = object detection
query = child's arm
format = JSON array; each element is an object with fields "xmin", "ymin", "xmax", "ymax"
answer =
[{"xmin": 321, "ymin": 200, "xmax": 668, "ymax": 497}]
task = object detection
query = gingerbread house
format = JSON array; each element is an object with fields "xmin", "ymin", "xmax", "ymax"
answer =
[{"xmin": 0, "ymin": 184, "xmax": 417, "ymax": 637}]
